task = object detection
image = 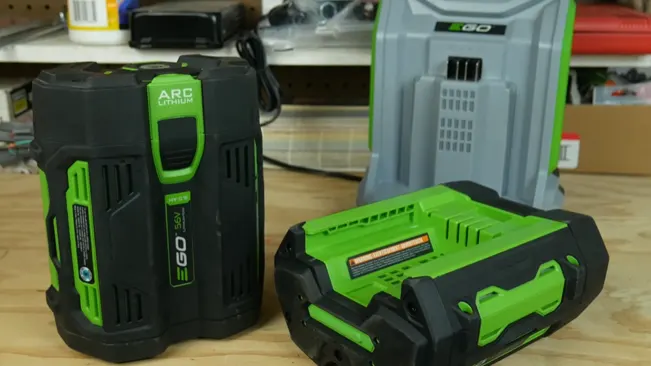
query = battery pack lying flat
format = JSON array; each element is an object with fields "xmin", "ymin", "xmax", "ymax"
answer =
[{"xmin": 275, "ymin": 181, "xmax": 609, "ymax": 366}]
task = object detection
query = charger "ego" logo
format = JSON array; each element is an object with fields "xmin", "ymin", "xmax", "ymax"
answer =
[
  {"xmin": 437, "ymin": 21, "xmax": 506, "ymax": 36},
  {"xmin": 449, "ymin": 23, "xmax": 493, "ymax": 33}
]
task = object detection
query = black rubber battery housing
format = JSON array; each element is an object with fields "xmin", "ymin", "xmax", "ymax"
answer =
[{"xmin": 32, "ymin": 55, "xmax": 265, "ymax": 363}]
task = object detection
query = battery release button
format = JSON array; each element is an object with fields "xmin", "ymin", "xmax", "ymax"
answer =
[{"xmin": 158, "ymin": 117, "xmax": 198, "ymax": 171}]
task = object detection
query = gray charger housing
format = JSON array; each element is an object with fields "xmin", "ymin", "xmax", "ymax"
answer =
[{"xmin": 358, "ymin": 0, "xmax": 575, "ymax": 210}]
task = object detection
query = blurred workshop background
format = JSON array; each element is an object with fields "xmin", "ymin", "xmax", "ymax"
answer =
[{"xmin": 0, "ymin": 0, "xmax": 650, "ymax": 176}]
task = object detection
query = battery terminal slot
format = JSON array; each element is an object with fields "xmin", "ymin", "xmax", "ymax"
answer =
[{"xmin": 447, "ymin": 56, "xmax": 483, "ymax": 82}]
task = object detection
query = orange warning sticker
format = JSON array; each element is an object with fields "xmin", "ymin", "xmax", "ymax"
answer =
[{"xmin": 347, "ymin": 234, "xmax": 433, "ymax": 279}]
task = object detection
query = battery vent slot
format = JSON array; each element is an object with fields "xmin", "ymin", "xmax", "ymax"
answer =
[
  {"xmin": 223, "ymin": 140, "xmax": 254, "ymax": 187},
  {"xmin": 70, "ymin": 165, "xmax": 90, "ymax": 201},
  {"xmin": 102, "ymin": 161, "xmax": 135, "ymax": 211},
  {"xmin": 46, "ymin": 217, "xmax": 61, "ymax": 266},
  {"xmin": 377, "ymin": 252, "xmax": 443, "ymax": 286},
  {"xmin": 81, "ymin": 286, "xmax": 101, "ymax": 321},
  {"xmin": 225, "ymin": 254, "xmax": 255, "ymax": 304},
  {"xmin": 447, "ymin": 56, "xmax": 483, "ymax": 82},
  {"xmin": 324, "ymin": 204, "xmax": 415, "ymax": 234},
  {"xmin": 221, "ymin": 139, "xmax": 259, "ymax": 306},
  {"xmin": 445, "ymin": 216, "xmax": 498, "ymax": 246},
  {"xmin": 112, "ymin": 285, "xmax": 144, "ymax": 325}
]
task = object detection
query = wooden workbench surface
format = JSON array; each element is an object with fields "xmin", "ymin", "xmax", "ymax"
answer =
[{"xmin": 1, "ymin": 170, "xmax": 650, "ymax": 365}]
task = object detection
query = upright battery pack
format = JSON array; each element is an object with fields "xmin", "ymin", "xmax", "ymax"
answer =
[
  {"xmin": 359, "ymin": 0, "xmax": 576, "ymax": 210},
  {"xmin": 276, "ymin": 182, "xmax": 608, "ymax": 366},
  {"xmin": 32, "ymin": 56, "xmax": 265, "ymax": 362}
]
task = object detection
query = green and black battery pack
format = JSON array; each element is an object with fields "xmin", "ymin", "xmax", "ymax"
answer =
[
  {"xmin": 275, "ymin": 181, "xmax": 609, "ymax": 366},
  {"xmin": 32, "ymin": 55, "xmax": 265, "ymax": 363}
]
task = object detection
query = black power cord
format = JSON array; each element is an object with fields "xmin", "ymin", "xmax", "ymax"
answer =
[
  {"xmin": 235, "ymin": 30, "xmax": 282, "ymax": 127},
  {"xmin": 235, "ymin": 31, "xmax": 363, "ymax": 183}
]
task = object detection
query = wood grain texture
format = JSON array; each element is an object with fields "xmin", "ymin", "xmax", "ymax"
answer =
[{"xmin": 0, "ymin": 171, "xmax": 650, "ymax": 365}]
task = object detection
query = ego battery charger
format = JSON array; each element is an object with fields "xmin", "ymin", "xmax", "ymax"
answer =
[
  {"xmin": 275, "ymin": 181, "xmax": 609, "ymax": 366},
  {"xmin": 32, "ymin": 56, "xmax": 265, "ymax": 363},
  {"xmin": 359, "ymin": 0, "xmax": 576, "ymax": 210}
]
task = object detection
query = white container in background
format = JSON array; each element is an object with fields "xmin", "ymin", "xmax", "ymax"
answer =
[{"xmin": 67, "ymin": 0, "xmax": 139, "ymax": 45}]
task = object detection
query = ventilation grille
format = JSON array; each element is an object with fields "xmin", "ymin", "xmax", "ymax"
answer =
[
  {"xmin": 438, "ymin": 87, "xmax": 476, "ymax": 153},
  {"xmin": 441, "ymin": 88, "xmax": 476, "ymax": 113},
  {"xmin": 221, "ymin": 140, "xmax": 258, "ymax": 306},
  {"xmin": 112, "ymin": 285, "xmax": 144, "ymax": 326},
  {"xmin": 378, "ymin": 264, "xmax": 412, "ymax": 286},
  {"xmin": 69, "ymin": 164, "xmax": 90, "ymax": 202},
  {"xmin": 438, "ymin": 118, "xmax": 474, "ymax": 153},
  {"xmin": 223, "ymin": 140, "xmax": 255, "ymax": 188},
  {"xmin": 225, "ymin": 254, "xmax": 256, "ymax": 304},
  {"xmin": 376, "ymin": 252, "xmax": 443, "ymax": 286},
  {"xmin": 102, "ymin": 161, "xmax": 134, "ymax": 211},
  {"xmin": 324, "ymin": 204, "xmax": 415, "ymax": 234},
  {"xmin": 444, "ymin": 215, "xmax": 499, "ymax": 246},
  {"xmin": 81, "ymin": 285, "xmax": 101, "ymax": 321}
]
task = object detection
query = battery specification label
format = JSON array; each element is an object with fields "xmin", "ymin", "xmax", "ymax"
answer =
[
  {"xmin": 72, "ymin": 204, "xmax": 96, "ymax": 284},
  {"xmin": 347, "ymin": 234, "xmax": 433, "ymax": 279}
]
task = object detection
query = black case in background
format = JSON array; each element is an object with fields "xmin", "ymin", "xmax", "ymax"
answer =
[{"xmin": 129, "ymin": 1, "xmax": 245, "ymax": 49}]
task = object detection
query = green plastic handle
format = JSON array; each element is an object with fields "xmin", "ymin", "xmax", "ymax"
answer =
[{"xmin": 475, "ymin": 260, "xmax": 565, "ymax": 347}]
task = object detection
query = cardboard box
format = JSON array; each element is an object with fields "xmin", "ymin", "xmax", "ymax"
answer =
[
  {"xmin": 561, "ymin": 105, "xmax": 651, "ymax": 175},
  {"xmin": 0, "ymin": 79, "xmax": 32, "ymax": 123}
]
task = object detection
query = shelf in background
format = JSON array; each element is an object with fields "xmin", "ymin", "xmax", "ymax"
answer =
[
  {"xmin": 1, "ymin": 30, "xmax": 651, "ymax": 68},
  {"xmin": 570, "ymin": 55, "xmax": 651, "ymax": 68},
  {"xmin": 0, "ymin": 32, "xmax": 371, "ymax": 66}
]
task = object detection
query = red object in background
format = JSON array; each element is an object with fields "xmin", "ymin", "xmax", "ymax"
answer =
[
  {"xmin": 573, "ymin": 4, "xmax": 651, "ymax": 55},
  {"xmin": 562, "ymin": 132, "xmax": 580, "ymax": 141}
]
